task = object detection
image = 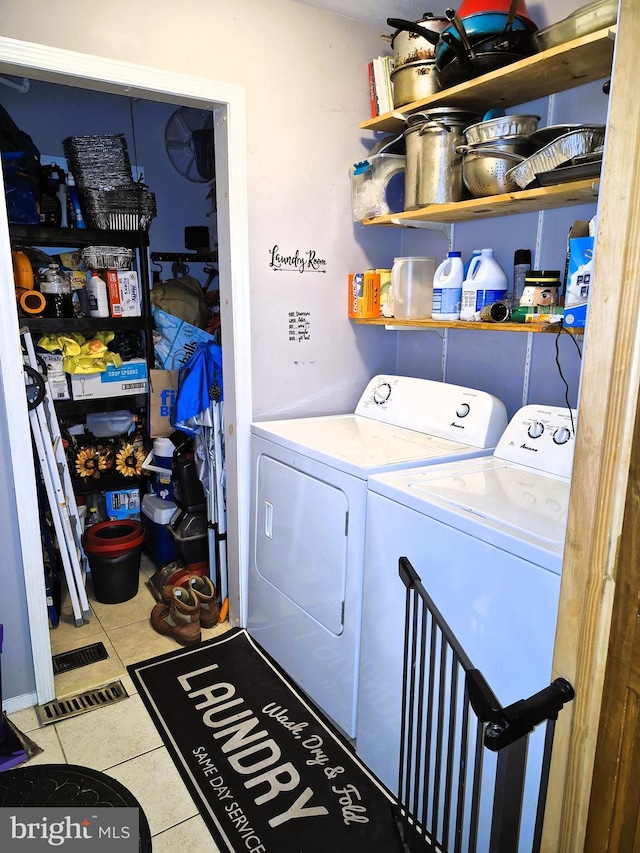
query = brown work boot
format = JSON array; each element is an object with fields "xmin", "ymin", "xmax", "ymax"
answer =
[
  {"xmin": 151, "ymin": 586, "xmax": 201, "ymax": 645},
  {"xmin": 188, "ymin": 575, "xmax": 220, "ymax": 628},
  {"xmin": 162, "ymin": 574, "xmax": 220, "ymax": 628}
]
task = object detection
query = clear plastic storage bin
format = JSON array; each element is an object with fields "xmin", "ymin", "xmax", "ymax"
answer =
[{"xmin": 350, "ymin": 153, "xmax": 405, "ymax": 222}]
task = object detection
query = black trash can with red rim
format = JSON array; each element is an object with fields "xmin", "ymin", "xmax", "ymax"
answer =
[{"xmin": 83, "ymin": 520, "xmax": 145, "ymax": 604}]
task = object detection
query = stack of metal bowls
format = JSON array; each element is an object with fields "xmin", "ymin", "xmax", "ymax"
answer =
[{"xmin": 456, "ymin": 114, "xmax": 540, "ymax": 198}]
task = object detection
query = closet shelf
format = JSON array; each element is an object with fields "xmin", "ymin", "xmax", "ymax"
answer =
[
  {"xmin": 353, "ymin": 317, "xmax": 583, "ymax": 334},
  {"xmin": 10, "ymin": 224, "xmax": 149, "ymax": 249},
  {"xmin": 364, "ymin": 178, "xmax": 600, "ymax": 226},
  {"xmin": 150, "ymin": 251, "xmax": 217, "ymax": 264},
  {"xmin": 361, "ymin": 27, "xmax": 615, "ymax": 134}
]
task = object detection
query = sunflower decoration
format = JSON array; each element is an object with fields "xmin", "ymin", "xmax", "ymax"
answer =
[
  {"xmin": 97, "ymin": 442, "xmax": 115, "ymax": 473},
  {"xmin": 115, "ymin": 442, "xmax": 146, "ymax": 478},
  {"xmin": 75, "ymin": 446, "xmax": 101, "ymax": 480}
]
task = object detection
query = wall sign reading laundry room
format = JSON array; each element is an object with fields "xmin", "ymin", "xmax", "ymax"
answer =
[{"xmin": 268, "ymin": 245, "xmax": 327, "ymax": 274}]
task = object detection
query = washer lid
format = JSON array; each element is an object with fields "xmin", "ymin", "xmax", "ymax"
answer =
[
  {"xmin": 252, "ymin": 414, "xmax": 491, "ymax": 478},
  {"xmin": 408, "ymin": 460, "xmax": 570, "ymax": 543},
  {"xmin": 369, "ymin": 456, "xmax": 570, "ymax": 570}
]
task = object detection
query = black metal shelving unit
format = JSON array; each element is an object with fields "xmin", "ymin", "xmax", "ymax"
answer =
[
  {"xmin": 12, "ymin": 222, "xmax": 153, "ymax": 369},
  {"xmin": 12, "ymin": 223, "xmax": 154, "ymax": 492}
]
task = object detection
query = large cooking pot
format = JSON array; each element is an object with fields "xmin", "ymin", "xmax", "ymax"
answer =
[
  {"xmin": 435, "ymin": 3, "xmax": 537, "ymax": 88},
  {"xmin": 391, "ymin": 60, "xmax": 441, "ymax": 106},
  {"xmin": 386, "ymin": 14, "xmax": 449, "ymax": 68},
  {"xmin": 457, "ymin": 0, "xmax": 534, "ymax": 24},
  {"xmin": 403, "ymin": 108, "xmax": 482, "ymax": 209}
]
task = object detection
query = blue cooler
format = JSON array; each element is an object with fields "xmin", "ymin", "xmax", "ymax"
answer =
[
  {"xmin": 153, "ymin": 470, "xmax": 174, "ymax": 501},
  {"xmin": 141, "ymin": 493, "xmax": 179, "ymax": 568}
]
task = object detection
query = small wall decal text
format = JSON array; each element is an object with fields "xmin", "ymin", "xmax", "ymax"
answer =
[
  {"xmin": 289, "ymin": 311, "xmax": 311, "ymax": 342},
  {"xmin": 269, "ymin": 245, "xmax": 327, "ymax": 274}
]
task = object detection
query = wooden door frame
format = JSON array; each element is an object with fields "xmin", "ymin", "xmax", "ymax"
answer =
[{"xmin": 542, "ymin": 2, "xmax": 640, "ymax": 848}]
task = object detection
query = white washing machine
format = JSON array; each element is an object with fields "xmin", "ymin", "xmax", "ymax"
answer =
[
  {"xmin": 246, "ymin": 375, "xmax": 508, "ymax": 737},
  {"xmin": 357, "ymin": 404, "xmax": 577, "ymax": 851}
]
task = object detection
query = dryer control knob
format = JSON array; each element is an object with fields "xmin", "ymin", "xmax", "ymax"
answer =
[
  {"xmin": 456, "ymin": 403, "xmax": 470, "ymax": 418},
  {"xmin": 553, "ymin": 427, "xmax": 571, "ymax": 445},
  {"xmin": 373, "ymin": 382, "xmax": 392, "ymax": 405},
  {"xmin": 528, "ymin": 421, "xmax": 544, "ymax": 439}
]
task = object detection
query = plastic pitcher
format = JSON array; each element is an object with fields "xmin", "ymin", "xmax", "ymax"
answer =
[{"xmin": 391, "ymin": 256, "xmax": 436, "ymax": 320}]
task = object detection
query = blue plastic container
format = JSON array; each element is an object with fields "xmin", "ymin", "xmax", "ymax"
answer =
[{"xmin": 141, "ymin": 494, "xmax": 179, "ymax": 568}]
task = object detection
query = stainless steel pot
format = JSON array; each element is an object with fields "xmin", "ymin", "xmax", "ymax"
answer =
[
  {"xmin": 387, "ymin": 15, "xmax": 449, "ymax": 68},
  {"xmin": 403, "ymin": 109, "xmax": 482, "ymax": 209},
  {"xmin": 390, "ymin": 61, "xmax": 440, "ymax": 107}
]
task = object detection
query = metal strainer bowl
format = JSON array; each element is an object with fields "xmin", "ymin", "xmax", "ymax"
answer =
[{"xmin": 457, "ymin": 144, "xmax": 529, "ymax": 198}]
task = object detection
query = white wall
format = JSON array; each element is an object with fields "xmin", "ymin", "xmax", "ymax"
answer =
[
  {"xmin": 1, "ymin": 0, "xmax": 605, "ymax": 419},
  {"xmin": 2, "ymin": 0, "xmax": 401, "ymax": 421}
]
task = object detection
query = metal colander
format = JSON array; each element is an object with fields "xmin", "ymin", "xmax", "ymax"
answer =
[{"xmin": 457, "ymin": 140, "xmax": 532, "ymax": 198}]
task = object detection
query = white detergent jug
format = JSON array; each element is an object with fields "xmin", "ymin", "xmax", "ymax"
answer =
[
  {"xmin": 391, "ymin": 256, "xmax": 436, "ymax": 320},
  {"xmin": 460, "ymin": 248, "xmax": 508, "ymax": 321},
  {"xmin": 432, "ymin": 251, "xmax": 464, "ymax": 321}
]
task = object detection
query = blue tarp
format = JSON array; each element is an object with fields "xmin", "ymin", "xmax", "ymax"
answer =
[{"xmin": 170, "ymin": 340, "xmax": 223, "ymax": 435}]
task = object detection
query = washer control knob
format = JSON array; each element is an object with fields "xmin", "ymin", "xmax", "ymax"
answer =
[
  {"xmin": 373, "ymin": 382, "xmax": 392, "ymax": 405},
  {"xmin": 553, "ymin": 427, "xmax": 571, "ymax": 445},
  {"xmin": 528, "ymin": 421, "xmax": 544, "ymax": 439},
  {"xmin": 456, "ymin": 403, "xmax": 470, "ymax": 418}
]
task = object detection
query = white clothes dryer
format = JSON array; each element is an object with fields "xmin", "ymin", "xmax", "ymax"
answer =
[
  {"xmin": 357, "ymin": 404, "xmax": 577, "ymax": 851},
  {"xmin": 247, "ymin": 375, "xmax": 508, "ymax": 737}
]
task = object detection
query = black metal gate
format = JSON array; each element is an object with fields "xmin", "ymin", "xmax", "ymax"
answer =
[{"xmin": 393, "ymin": 556, "xmax": 574, "ymax": 853}]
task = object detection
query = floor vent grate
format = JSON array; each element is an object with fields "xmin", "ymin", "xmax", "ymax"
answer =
[
  {"xmin": 35, "ymin": 680, "xmax": 128, "ymax": 726},
  {"xmin": 52, "ymin": 642, "xmax": 109, "ymax": 675}
]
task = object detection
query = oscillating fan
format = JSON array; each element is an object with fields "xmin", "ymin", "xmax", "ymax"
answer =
[{"xmin": 164, "ymin": 107, "xmax": 215, "ymax": 183}]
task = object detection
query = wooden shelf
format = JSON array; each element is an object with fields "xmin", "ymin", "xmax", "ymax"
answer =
[
  {"xmin": 353, "ymin": 317, "xmax": 583, "ymax": 334},
  {"xmin": 362, "ymin": 27, "xmax": 615, "ymax": 134},
  {"xmin": 364, "ymin": 178, "xmax": 600, "ymax": 226}
]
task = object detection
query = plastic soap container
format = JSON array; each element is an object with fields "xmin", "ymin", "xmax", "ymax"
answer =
[
  {"xmin": 460, "ymin": 249, "xmax": 508, "ymax": 321},
  {"xmin": 432, "ymin": 251, "xmax": 464, "ymax": 320}
]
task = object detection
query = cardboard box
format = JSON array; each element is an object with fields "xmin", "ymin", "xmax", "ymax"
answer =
[
  {"xmin": 71, "ymin": 358, "xmax": 148, "ymax": 401},
  {"xmin": 564, "ymin": 234, "xmax": 594, "ymax": 329},
  {"xmin": 348, "ymin": 270, "xmax": 381, "ymax": 318},
  {"xmin": 105, "ymin": 269, "xmax": 141, "ymax": 318},
  {"xmin": 563, "ymin": 302, "xmax": 588, "ymax": 328},
  {"xmin": 148, "ymin": 369, "xmax": 179, "ymax": 437},
  {"xmin": 105, "ymin": 487, "xmax": 140, "ymax": 520}
]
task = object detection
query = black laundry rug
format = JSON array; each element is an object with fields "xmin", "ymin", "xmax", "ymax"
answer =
[{"xmin": 128, "ymin": 628, "xmax": 403, "ymax": 853}]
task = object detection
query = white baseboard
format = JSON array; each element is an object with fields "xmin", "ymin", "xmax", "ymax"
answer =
[{"xmin": 3, "ymin": 691, "xmax": 38, "ymax": 715}]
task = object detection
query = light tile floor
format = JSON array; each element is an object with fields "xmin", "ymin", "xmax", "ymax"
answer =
[{"xmin": 8, "ymin": 553, "xmax": 229, "ymax": 850}]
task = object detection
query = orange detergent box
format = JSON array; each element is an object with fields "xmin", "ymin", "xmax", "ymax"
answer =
[{"xmin": 348, "ymin": 270, "xmax": 381, "ymax": 318}]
